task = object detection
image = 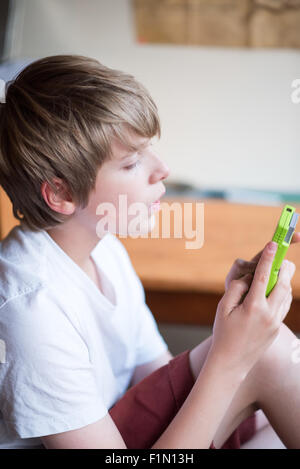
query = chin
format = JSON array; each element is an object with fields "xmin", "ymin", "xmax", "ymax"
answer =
[
  {"xmin": 96, "ymin": 213, "xmax": 156, "ymax": 239},
  {"xmin": 122, "ymin": 213, "xmax": 156, "ymax": 238}
]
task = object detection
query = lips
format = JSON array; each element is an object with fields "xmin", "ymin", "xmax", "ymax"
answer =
[
  {"xmin": 152, "ymin": 190, "xmax": 166, "ymax": 204},
  {"xmin": 150, "ymin": 192, "xmax": 164, "ymax": 213},
  {"xmin": 150, "ymin": 201, "xmax": 161, "ymax": 212}
]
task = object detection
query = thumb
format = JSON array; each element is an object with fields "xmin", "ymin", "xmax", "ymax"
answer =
[{"xmin": 221, "ymin": 273, "xmax": 253, "ymax": 315}]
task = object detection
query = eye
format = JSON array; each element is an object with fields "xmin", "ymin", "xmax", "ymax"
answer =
[
  {"xmin": 122, "ymin": 142, "xmax": 152, "ymax": 171},
  {"xmin": 124, "ymin": 160, "xmax": 141, "ymax": 171},
  {"xmin": 124, "ymin": 153, "xmax": 144, "ymax": 171}
]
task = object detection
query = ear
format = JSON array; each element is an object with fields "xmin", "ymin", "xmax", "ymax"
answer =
[{"xmin": 41, "ymin": 178, "xmax": 76, "ymax": 215}]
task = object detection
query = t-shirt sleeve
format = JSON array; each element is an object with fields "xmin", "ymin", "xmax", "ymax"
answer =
[{"xmin": 0, "ymin": 287, "xmax": 108, "ymax": 439}]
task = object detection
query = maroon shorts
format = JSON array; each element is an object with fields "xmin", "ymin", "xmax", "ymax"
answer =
[{"xmin": 109, "ymin": 349, "xmax": 256, "ymax": 449}]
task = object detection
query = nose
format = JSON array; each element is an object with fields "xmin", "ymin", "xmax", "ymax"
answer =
[{"xmin": 149, "ymin": 155, "xmax": 170, "ymax": 184}]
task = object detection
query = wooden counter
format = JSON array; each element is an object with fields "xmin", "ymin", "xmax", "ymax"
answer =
[
  {"xmin": 1, "ymin": 189, "xmax": 299, "ymax": 331},
  {"xmin": 118, "ymin": 198, "xmax": 300, "ymax": 332}
]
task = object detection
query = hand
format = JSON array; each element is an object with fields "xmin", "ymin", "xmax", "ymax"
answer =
[
  {"xmin": 225, "ymin": 231, "xmax": 300, "ymax": 292},
  {"xmin": 209, "ymin": 241, "xmax": 296, "ymax": 380}
]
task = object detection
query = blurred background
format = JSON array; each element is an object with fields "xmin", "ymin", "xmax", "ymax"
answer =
[{"xmin": 1, "ymin": 0, "xmax": 300, "ymax": 352}]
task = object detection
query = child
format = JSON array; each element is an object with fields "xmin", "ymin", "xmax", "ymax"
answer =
[{"xmin": 0, "ymin": 55, "xmax": 299, "ymax": 449}]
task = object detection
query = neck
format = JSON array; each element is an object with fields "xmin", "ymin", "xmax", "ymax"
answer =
[{"xmin": 46, "ymin": 217, "xmax": 101, "ymax": 272}]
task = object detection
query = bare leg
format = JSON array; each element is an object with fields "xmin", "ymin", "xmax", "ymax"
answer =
[
  {"xmin": 249, "ymin": 323, "xmax": 300, "ymax": 449},
  {"xmin": 240, "ymin": 413, "xmax": 286, "ymax": 449},
  {"xmin": 189, "ymin": 335, "xmax": 258, "ymax": 448},
  {"xmin": 189, "ymin": 335, "xmax": 259, "ymax": 447},
  {"xmin": 188, "ymin": 323, "xmax": 300, "ymax": 449}
]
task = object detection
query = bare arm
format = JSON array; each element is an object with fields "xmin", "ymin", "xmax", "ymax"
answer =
[
  {"xmin": 42, "ymin": 243, "xmax": 294, "ymax": 449},
  {"xmin": 41, "ymin": 414, "xmax": 127, "ymax": 449},
  {"xmin": 42, "ymin": 350, "xmax": 174, "ymax": 449},
  {"xmin": 41, "ymin": 351, "xmax": 241, "ymax": 449},
  {"xmin": 153, "ymin": 242, "xmax": 295, "ymax": 449},
  {"xmin": 129, "ymin": 349, "xmax": 173, "ymax": 388},
  {"xmin": 130, "ymin": 347, "xmax": 243, "ymax": 448},
  {"xmin": 151, "ymin": 351, "xmax": 243, "ymax": 449}
]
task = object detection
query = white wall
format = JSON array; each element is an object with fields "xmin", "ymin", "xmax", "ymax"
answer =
[{"xmin": 8, "ymin": 0, "xmax": 300, "ymax": 193}]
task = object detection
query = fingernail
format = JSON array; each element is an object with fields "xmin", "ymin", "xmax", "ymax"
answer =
[{"xmin": 268, "ymin": 241, "xmax": 278, "ymax": 253}]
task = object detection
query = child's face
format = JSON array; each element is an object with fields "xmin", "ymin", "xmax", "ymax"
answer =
[{"xmin": 77, "ymin": 131, "xmax": 170, "ymax": 238}]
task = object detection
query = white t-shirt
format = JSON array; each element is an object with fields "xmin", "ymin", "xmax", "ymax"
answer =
[{"xmin": 0, "ymin": 224, "xmax": 168, "ymax": 449}]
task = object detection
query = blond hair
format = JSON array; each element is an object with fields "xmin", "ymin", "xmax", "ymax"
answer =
[{"xmin": 0, "ymin": 55, "xmax": 161, "ymax": 231}]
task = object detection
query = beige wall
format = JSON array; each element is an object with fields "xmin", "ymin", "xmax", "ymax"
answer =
[{"xmin": 7, "ymin": 0, "xmax": 300, "ymax": 193}]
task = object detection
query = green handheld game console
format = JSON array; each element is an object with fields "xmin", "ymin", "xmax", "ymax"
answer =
[{"xmin": 266, "ymin": 205, "xmax": 299, "ymax": 297}]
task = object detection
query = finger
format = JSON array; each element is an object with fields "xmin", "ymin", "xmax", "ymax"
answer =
[
  {"xmin": 278, "ymin": 290, "xmax": 293, "ymax": 323},
  {"xmin": 225, "ymin": 260, "xmax": 245, "ymax": 290},
  {"xmin": 225, "ymin": 260, "xmax": 257, "ymax": 290},
  {"xmin": 226, "ymin": 261, "xmax": 257, "ymax": 288},
  {"xmin": 250, "ymin": 249, "xmax": 263, "ymax": 263},
  {"xmin": 250, "ymin": 230, "xmax": 300, "ymax": 263},
  {"xmin": 222, "ymin": 273, "xmax": 254, "ymax": 315},
  {"xmin": 236, "ymin": 260, "xmax": 258, "ymax": 273},
  {"xmin": 291, "ymin": 232, "xmax": 300, "ymax": 244},
  {"xmin": 268, "ymin": 260, "xmax": 292, "ymax": 310},
  {"xmin": 247, "ymin": 241, "xmax": 278, "ymax": 302}
]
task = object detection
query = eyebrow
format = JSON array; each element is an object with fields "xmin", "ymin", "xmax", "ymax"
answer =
[{"xmin": 120, "ymin": 140, "xmax": 150, "ymax": 160}]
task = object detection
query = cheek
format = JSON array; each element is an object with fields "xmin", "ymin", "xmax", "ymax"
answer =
[
  {"xmin": 88, "ymin": 190, "xmax": 113, "ymax": 216},
  {"xmin": 114, "ymin": 178, "xmax": 145, "ymax": 207},
  {"xmin": 87, "ymin": 173, "xmax": 151, "ymax": 236},
  {"xmin": 89, "ymin": 185, "xmax": 140, "ymax": 217}
]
